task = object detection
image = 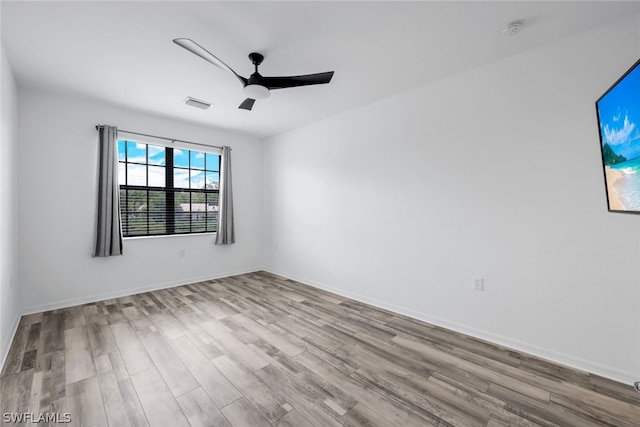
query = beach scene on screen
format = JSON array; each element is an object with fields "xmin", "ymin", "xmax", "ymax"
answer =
[{"xmin": 597, "ymin": 61, "xmax": 640, "ymax": 211}]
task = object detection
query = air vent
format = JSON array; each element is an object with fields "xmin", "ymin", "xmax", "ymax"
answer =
[{"xmin": 184, "ymin": 97, "xmax": 211, "ymax": 110}]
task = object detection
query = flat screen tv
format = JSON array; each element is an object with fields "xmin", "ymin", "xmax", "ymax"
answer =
[{"xmin": 596, "ymin": 58, "xmax": 640, "ymax": 213}]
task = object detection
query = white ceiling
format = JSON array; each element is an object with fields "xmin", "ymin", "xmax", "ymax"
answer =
[{"xmin": 2, "ymin": 1, "xmax": 638, "ymax": 139}]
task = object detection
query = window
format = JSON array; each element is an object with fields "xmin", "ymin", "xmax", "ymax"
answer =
[{"xmin": 117, "ymin": 140, "xmax": 220, "ymax": 237}]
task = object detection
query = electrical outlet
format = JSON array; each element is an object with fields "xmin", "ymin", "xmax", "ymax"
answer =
[
  {"xmin": 179, "ymin": 248, "xmax": 185, "ymax": 258},
  {"xmin": 473, "ymin": 278, "xmax": 484, "ymax": 291}
]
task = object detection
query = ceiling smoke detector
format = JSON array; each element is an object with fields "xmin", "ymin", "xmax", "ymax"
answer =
[
  {"xmin": 184, "ymin": 97, "xmax": 211, "ymax": 110},
  {"xmin": 502, "ymin": 20, "xmax": 523, "ymax": 37}
]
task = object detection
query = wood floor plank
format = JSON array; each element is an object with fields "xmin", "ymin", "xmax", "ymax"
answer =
[
  {"xmin": 212, "ymin": 354, "xmax": 288, "ymax": 423},
  {"xmin": 487, "ymin": 382, "xmax": 603, "ymax": 427},
  {"xmin": 39, "ymin": 311, "xmax": 65, "ymax": 355},
  {"xmin": 194, "ymin": 298, "xmax": 239, "ymax": 320},
  {"xmin": 130, "ymin": 367, "xmax": 190, "ymax": 427},
  {"xmin": 392, "ymin": 334, "xmax": 551, "ymax": 402},
  {"xmin": 253, "ymin": 363, "xmax": 348, "ymax": 427},
  {"xmin": 96, "ymin": 367, "xmax": 132, "ymax": 427},
  {"xmin": 549, "ymin": 388, "xmax": 640, "ymax": 427},
  {"xmin": 556, "ymin": 381, "xmax": 640, "ymax": 422},
  {"xmin": 107, "ymin": 350, "xmax": 130, "ymax": 381},
  {"xmin": 176, "ymin": 387, "xmax": 232, "ymax": 427},
  {"xmin": 63, "ymin": 306, "xmax": 86, "ymax": 330},
  {"xmin": 485, "ymin": 415, "xmax": 542, "ymax": 427},
  {"xmin": 548, "ymin": 398, "xmax": 624, "ymax": 427},
  {"xmin": 21, "ymin": 312, "xmax": 44, "ymax": 326},
  {"xmin": 27, "ymin": 370, "xmax": 44, "ymax": 417},
  {"xmin": 351, "ymin": 366, "xmax": 480, "ymax": 426},
  {"xmin": 86, "ymin": 314, "xmax": 118, "ymax": 357},
  {"xmin": 273, "ymin": 409, "xmax": 314, "ymax": 427},
  {"xmin": 200, "ymin": 319, "xmax": 270, "ymax": 372},
  {"xmin": 64, "ymin": 326, "xmax": 96, "ymax": 384},
  {"xmin": 148, "ymin": 311, "xmax": 185, "ymax": 340},
  {"xmin": 334, "ymin": 338, "xmax": 434, "ymax": 386},
  {"xmin": 427, "ymin": 374, "xmax": 540, "ymax": 427},
  {"xmin": 303, "ymin": 340, "xmax": 360, "ymax": 376},
  {"xmin": 220, "ymin": 397, "xmax": 271, "ymax": 427},
  {"xmin": 122, "ymin": 305, "xmax": 156, "ymax": 336},
  {"xmin": 24, "ymin": 323, "xmax": 42, "ymax": 355},
  {"xmin": 227, "ymin": 313, "xmax": 304, "ymax": 357},
  {"xmin": 275, "ymin": 315, "xmax": 344, "ymax": 352},
  {"xmin": 343, "ymin": 402, "xmax": 397, "ymax": 427},
  {"xmin": 2, "ymin": 319, "xmax": 32, "ymax": 375},
  {"xmin": 140, "ymin": 332, "xmax": 199, "ymax": 398},
  {"xmin": 587, "ymin": 374, "xmax": 640, "ymax": 405},
  {"xmin": 0, "ymin": 370, "xmax": 34, "ymax": 415},
  {"xmin": 117, "ymin": 377, "xmax": 150, "ymax": 427},
  {"xmin": 35, "ymin": 349, "xmax": 66, "ymax": 414},
  {"xmin": 168, "ymin": 335, "xmax": 242, "ymax": 407},
  {"xmin": 181, "ymin": 324, "xmax": 225, "ymax": 359},
  {"xmin": 82, "ymin": 303, "xmax": 101, "ymax": 317},
  {"xmin": 66, "ymin": 376, "xmax": 108, "ymax": 427},
  {"xmin": 110, "ymin": 322, "xmax": 154, "ymax": 375},
  {"xmin": 94, "ymin": 352, "xmax": 142, "ymax": 427}
]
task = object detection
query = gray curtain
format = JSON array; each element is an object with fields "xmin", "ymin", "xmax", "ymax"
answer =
[
  {"xmin": 215, "ymin": 146, "xmax": 235, "ymax": 245},
  {"xmin": 93, "ymin": 125, "xmax": 123, "ymax": 257}
]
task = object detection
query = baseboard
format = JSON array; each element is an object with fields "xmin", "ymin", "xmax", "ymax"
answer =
[
  {"xmin": 0, "ymin": 312, "xmax": 21, "ymax": 375},
  {"xmin": 263, "ymin": 267, "xmax": 638, "ymax": 387},
  {"xmin": 20, "ymin": 266, "xmax": 264, "ymax": 315}
]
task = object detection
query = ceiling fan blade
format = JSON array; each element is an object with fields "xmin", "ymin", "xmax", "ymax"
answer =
[
  {"xmin": 239, "ymin": 98, "xmax": 255, "ymax": 110},
  {"xmin": 173, "ymin": 38, "xmax": 247, "ymax": 86},
  {"xmin": 262, "ymin": 71, "xmax": 334, "ymax": 90}
]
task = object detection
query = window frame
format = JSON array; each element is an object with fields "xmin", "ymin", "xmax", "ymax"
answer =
[{"xmin": 117, "ymin": 139, "xmax": 221, "ymax": 238}]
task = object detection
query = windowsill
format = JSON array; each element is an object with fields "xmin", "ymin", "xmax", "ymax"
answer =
[{"xmin": 123, "ymin": 232, "xmax": 217, "ymax": 241}]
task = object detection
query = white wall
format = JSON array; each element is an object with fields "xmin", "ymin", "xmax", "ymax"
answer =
[
  {"xmin": 18, "ymin": 87, "xmax": 263, "ymax": 312},
  {"xmin": 0, "ymin": 43, "xmax": 20, "ymax": 366},
  {"xmin": 263, "ymin": 15, "xmax": 640, "ymax": 384}
]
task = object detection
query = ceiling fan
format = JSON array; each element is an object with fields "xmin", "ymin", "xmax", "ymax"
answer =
[{"xmin": 173, "ymin": 38, "xmax": 334, "ymax": 111}]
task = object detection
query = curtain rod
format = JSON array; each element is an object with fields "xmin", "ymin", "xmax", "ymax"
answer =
[{"xmin": 95, "ymin": 125, "xmax": 225, "ymax": 150}]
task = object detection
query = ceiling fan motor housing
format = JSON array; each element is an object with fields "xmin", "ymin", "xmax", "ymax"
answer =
[{"xmin": 249, "ymin": 52, "xmax": 264, "ymax": 67}]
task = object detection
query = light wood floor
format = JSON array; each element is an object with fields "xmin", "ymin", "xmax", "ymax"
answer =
[{"xmin": 1, "ymin": 271, "xmax": 639, "ymax": 427}]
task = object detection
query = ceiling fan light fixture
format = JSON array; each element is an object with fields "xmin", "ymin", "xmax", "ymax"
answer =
[{"xmin": 244, "ymin": 84, "xmax": 270, "ymax": 100}]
